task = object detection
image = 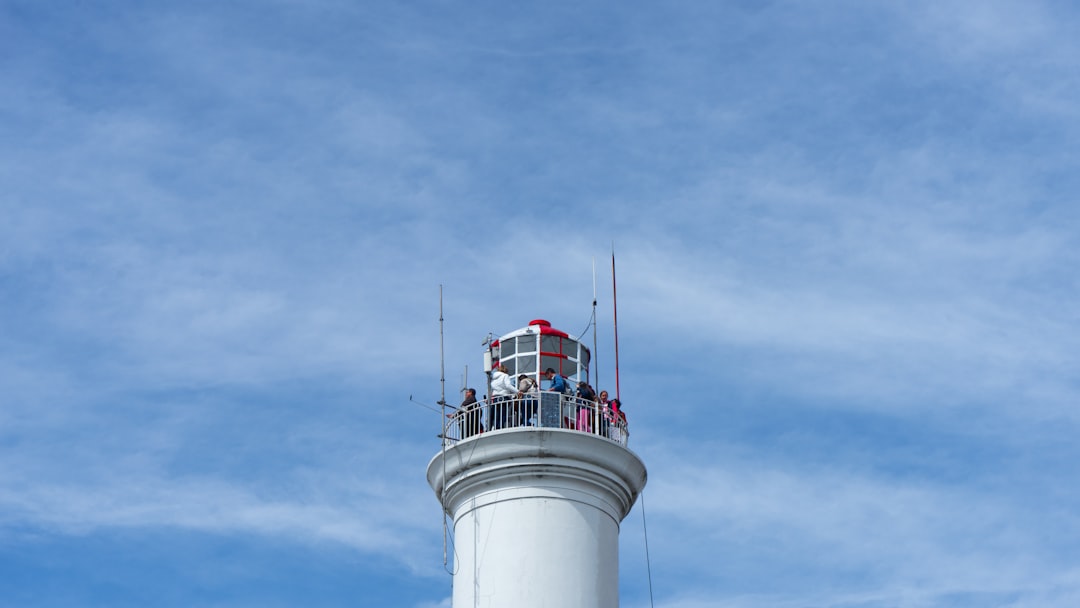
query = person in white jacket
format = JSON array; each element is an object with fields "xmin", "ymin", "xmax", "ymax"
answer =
[{"xmin": 489, "ymin": 365, "xmax": 517, "ymax": 429}]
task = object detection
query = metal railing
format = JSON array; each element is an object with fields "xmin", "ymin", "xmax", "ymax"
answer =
[{"xmin": 443, "ymin": 393, "xmax": 629, "ymax": 447}]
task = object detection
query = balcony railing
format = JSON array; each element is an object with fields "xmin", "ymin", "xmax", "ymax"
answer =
[{"xmin": 442, "ymin": 393, "xmax": 629, "ymax": 447}]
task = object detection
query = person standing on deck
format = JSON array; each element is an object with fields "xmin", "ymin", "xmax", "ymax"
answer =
[
  {"xmin": 490, "ymin": 365, "xmax": 517, "ymax": 429},
  {"xmin": 597, "ymin": 390, "xmax": 613, "ymax": 438},
  {"xmin": 456, "ymin": 388, "xmax": 482, "ymax": 438},
  {"xmin": 517, "ymin": 374, "xmax": 538, "ymax": 426},
  {"xmin": 575, "ymin": 382, "xmax": 596, "ymax": 433},
  {"xmin": 544, "ymin": 368, "xmax": 570, "ymax": 428},
  {"xmin": 544, "ymin": 368, "xmax": 567, "ymax": 393}
]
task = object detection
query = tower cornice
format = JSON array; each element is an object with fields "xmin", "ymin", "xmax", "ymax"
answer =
[{"xmin": 428, "ymin": 429, "xmax": 647, "ymax": 523}]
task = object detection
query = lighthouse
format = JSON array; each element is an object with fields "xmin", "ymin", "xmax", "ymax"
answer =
[{"xmin": 427, "ymin": 319, "xmax": 648, "ymax": 608}]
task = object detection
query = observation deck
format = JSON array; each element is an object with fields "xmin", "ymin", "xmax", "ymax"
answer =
[
  {"xmin": 442, "ymin": 393, "xmax": 629, "ymax": 447},
  {"xmin": 439, "ymin": 318, "xmax": 629, "ymax": 448}
]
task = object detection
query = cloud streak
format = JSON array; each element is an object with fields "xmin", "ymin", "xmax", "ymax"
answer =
[{"xmin": 3, "ymin": 1, "xmax": 1080, "ymax": 606}]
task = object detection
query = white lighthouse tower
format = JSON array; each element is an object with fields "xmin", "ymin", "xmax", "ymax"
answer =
[{"xmin": 428, "ymin": 319, "xmax": 647, "ymax": 608}]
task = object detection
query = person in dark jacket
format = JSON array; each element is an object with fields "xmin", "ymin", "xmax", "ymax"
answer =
[
  {"xmin": 458, "ymin": 388, "xmax": 482, "ymax": 438},
  {"xmin": 576, "ymin": 382, "xmax": 596, "ymax": 432}
]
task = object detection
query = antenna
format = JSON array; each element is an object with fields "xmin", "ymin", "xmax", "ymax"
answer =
[
  {"xmin": 438, "ymin": 285, "xmax": 449, "ymax": 570},
  {"xmin": 612, "ymin": 245, "xmax": 621, "ymax": 402},
  {"xmin": 592, "ymin": 256, "xmax": 599, "ymax": 392},
  {"xmin": 439, "ymin": 285, "xmax": 447, "ymax": 415},
  {"xmin": 408, "ymin": 395, "xmax": 448, "ymax": 415}
]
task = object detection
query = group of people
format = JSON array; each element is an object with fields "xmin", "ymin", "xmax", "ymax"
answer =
[
  {"xmin": 452, "ymin": 366, "xmax": 626, "ymax": 441},
  {"xmin": 570, "ymin": 382, "xmax": 624, "ymax": 439}
]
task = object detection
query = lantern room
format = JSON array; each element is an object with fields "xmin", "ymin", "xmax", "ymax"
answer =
[{"xmin": 488, "ymin": 319, "xmax": 591, "ymax": 386}]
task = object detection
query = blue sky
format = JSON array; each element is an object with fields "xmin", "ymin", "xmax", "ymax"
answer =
[{"xmin": 3, "ymin": 1, "xmax": 1079, "ymax": 606}]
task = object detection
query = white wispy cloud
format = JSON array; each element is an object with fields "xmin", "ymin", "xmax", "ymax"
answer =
[{"xmin": 3, "ymin": 1, "xmax": 1080, "ymax": 606}]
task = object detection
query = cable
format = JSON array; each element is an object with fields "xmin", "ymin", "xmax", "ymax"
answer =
[
  {"xmin": 577, "ymin": 309, "xmax": 594, "ymax": 341},
  {"xmin": 641, "ymin": 489, "xmax": 656, "ymax": 608},
  {"xmin": 443, "ymin": 509, "xmax": 459, "ymax": 576}
]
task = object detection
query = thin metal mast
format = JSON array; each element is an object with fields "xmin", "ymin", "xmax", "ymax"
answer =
[
  {"xmin": 592, "ymin": 256, "xmax": 599, "ymax": 392},
  {"xmin": 438, "ymin": 285, "xmax": 449, "ymax": 569},
  {"xmin": 439, "ymin": 285, "xmax": 447, "ymax": 413},
  {"xmin": 612, "ymin": 247, "xmax": 621, "ymax": 401}
]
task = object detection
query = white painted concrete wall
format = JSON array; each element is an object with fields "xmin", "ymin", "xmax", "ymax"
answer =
[{"xmin": 428, "ymin": 429, "xmax": 647, "ymax": 608}]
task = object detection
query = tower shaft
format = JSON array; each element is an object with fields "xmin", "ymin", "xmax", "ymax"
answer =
[{"xmin": 428, "ymin": 430, "xmax": 647, "ymax": 608}]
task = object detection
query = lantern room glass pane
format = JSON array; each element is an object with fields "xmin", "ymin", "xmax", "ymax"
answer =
[
  {"xmin": 541, "ymin": 335, "xmax": 561, "ymax": 354},
  {"xmin": 501, "ymin": 338, "xmax": 516, "ymax": 357},
  {"xmin": 563, "ymin": 359, "xmax": 578, "ymax": 378},
  {"xmin": 540, "ymin": 355, "xmax": 565, "ymax": 377},
  {"xmin": 517, "ymin": 334, "xmax": 538, "ymax": 353},
  {"xmin": 517, "ymin": 355, "xmax": 537, "ymax": 374},
  {"xmin": 565, "ymin": 341, "xmax": 579, "ymax": 363}
]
